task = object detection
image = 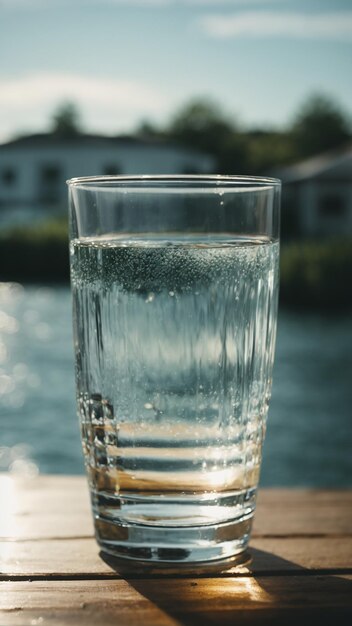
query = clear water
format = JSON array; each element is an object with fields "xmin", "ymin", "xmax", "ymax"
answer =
[
  {"xmin": 70, "ymin": 235, "xmax": 279, "ymax": 537},
  {"xmin": 1, "ymin": 284, "xmax": 352, "ymax": 490}
]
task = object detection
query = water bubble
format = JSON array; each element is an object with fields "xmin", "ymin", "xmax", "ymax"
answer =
[
  {"xmin": 145, "ymin": 293, "xmax": 155, "ymax": 303},
  {"xmin": 169, "ymin": 291, "xmax": 175, "ymax": 297}
]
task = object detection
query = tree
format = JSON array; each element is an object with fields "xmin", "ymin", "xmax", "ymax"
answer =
[
  {"xmin": 291, "ymin": 94, "xmax": 351, "ymax": 158},
  {"xmin": 167, "ymin": 98, "xmax": 234, "ymax": 151},
  {"xmin": 246, "ymin": 131, "xmax": 296, "ymax": 174},
  {"xmin": 166, "ymin": 98, "xmax": 248, "ymax": 173},
  {"xmin": 135, "ymin": 119, "xmax": 162, "ymax": 138},
  {"xmin": 51, "ymin": 102, "xmax": 82, "ymax": 136}
]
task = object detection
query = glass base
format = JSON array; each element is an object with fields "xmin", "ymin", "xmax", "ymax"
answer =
[{"xmin": 92, "ymin": 487, "xmax": 256, "ymax": 564}]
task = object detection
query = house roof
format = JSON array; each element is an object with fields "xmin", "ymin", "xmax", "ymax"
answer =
[
  {"xmin": 273, "ymin": 143, "xmax": 352, "ymax": 184},
  {"xmin": 0, "ymin": 132, "xmax": 206, "ymax": 158}
]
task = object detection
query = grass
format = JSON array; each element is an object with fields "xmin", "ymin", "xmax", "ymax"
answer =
[
  {"xmin": 280, "ymin": 238, "xmax": 352, "ymax": 310},
  {"xmin": 0, "ymin": 219, "xmax": 69, "ymax": 282}
]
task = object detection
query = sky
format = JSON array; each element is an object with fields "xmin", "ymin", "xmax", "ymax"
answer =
[{"xmin": 0, "ymin": 0, "xmax": 351, "ymax": 142}]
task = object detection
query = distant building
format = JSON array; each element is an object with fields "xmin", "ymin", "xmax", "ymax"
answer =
[
  {"xmin": 274, "ymin": 145, "xmax": 352, "ymax": 237},
  {"xmin": 0, "ymin": 133, "xmax": 215, "ymax": 212}
]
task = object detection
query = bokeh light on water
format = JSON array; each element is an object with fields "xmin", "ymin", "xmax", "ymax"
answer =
[
  {"xmin": 0, "ymin": 282, "xmax": 78, "ymax": 476},
  {"xmin": 0, "ymin": 282, "xmax": 351, "ymax": 486}
]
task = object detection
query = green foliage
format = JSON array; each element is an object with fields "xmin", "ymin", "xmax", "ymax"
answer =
[
  {"xmin": 168, "ymin": 98, "xmax": 236, "ymax": 146},
  {"xmin": 51, "ymin": 102, "xmax": 82, "ymax": 136},
  {"xmin": 166, "ymin": 98, "xmax": 247, "ymax": 173},
  {"xmin": 1, "ymin": 221, "xmax": 351, "ymax": 310},
  {"xmin": 246, "ymin": 132, "xmax": 296, "ymax": 174},
  {"xmin": 214, "ymin": 134, "xmax": 249, "ymax": 175},
  {"xmin": 137, "ymin": 92, "xmax": 351, "ymax": 174},
  {"xmin": 135, "ymin": 119, "xmax": 163, "ymax": 139},
  {"xmin": 280, "ymin": 239, "xmax": 352, "ymax": 310},
  {"xmin": 4, "ymin": 218, "xmax": 68, "ymax": 242},
  {"xmin": 291, "ymin": 94, "xmax": 351, "ymax": 158},
  {"xmin": 0, "ymin": 219, "xmax": 69, "ymax": 282}
]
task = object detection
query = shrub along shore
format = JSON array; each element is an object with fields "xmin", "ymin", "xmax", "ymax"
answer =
[{"xmin": 1, "ymin": 220, "xmax": 351, "ymax": 310}]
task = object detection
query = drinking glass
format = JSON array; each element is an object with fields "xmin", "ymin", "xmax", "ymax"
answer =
[{"xmin": 67, "ymin": 175, "xmax": 281, "ymax": 564}]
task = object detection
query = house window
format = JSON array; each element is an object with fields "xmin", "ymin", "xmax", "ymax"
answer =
[
  {"xmin": 319, "ymin": 194, "xmax": 347, "ymax": 218},
  {"xmin": 103, "ymin": 164, "xmax": 121, "ymax": 175},
  {"xmin": 39, "ymin": 165, "xmax": 62, "ymax": 203},
  {"xmin": 2, "ymin": 167, "xmax": 16, "ymax": 186},
  {"xmin": 41, "ymin": 166, "xmax": 61, "ymax": 183}
]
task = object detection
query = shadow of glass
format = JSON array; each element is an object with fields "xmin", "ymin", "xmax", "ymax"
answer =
[{"xmin": 100, "ymin": 547, "xmax": 352, "ymax": 625}]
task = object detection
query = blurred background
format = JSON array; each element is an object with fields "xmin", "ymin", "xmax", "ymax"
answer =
[{"xmin": 0, "ymin": 0, "xmax": 351, "ymax": 486}]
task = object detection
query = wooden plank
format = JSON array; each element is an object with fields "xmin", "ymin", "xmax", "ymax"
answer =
[
  {"xmin": 1, "ymin": 475, "xmax": 351, "ymax": 540},
  {"xmin": 254, "ymin": 489, "xmax": 352, "ymax": 537},
  {"xmin": 1, "ymin": 537, "xmax": 352, "ymax": 577},
  {"xmin": 0, "ymin": 577, "xmax": 351, "ymax": 625},
  {"xmin": 1, "ymin": 610, "xmax": 351, "ymax": 626},
  {"xmin": 1, "ymin": 475, "xmax": 351, "ymax": 624},
  {"xmin": 0, "ymin": 474, "xmax": 93, "ymax": 539}
]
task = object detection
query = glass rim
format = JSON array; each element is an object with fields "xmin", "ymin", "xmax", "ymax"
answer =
[{"xmin": 66, "ymin": 174, "xmax": 281, "ymax": 191}]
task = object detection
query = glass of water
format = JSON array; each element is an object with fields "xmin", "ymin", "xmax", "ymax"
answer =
[{"xmin": 68, "ymin": 175, "xmax": 280, "ymax": 564}]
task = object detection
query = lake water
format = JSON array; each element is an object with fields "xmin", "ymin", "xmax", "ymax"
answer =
[{"xmin": 0, "ymin": 283, "xmax": 351, "ymax": 487}]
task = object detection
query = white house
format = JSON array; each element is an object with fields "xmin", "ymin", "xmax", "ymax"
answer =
[
  {"xmin": 274, "ymin": 144, "xmax": 352, "ymax": 237},
  {"xmin": 0, "ymin": 133, "xmax": 215, "ymax": 219}
]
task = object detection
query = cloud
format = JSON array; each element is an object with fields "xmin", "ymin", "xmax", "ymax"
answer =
[
  {"xmin": 199, "ymin": 11, "xmax": 352, "ymax": 40},
  {"xmin": 0, "ymin": 72, "xmax": 171, "ymax": 141}
]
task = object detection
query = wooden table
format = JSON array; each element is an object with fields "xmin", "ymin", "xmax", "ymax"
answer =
[{"xmin": 0, "ymin": 475, "xmax": 351, "ymax": 624}]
